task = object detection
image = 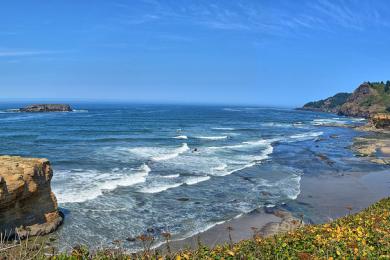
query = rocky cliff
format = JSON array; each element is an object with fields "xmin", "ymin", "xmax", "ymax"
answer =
[
  {"xmin": 302, "ymin": 81, "xmax": 390, "ymax": 118},
  {"xmin": 301, "ymin": 92, "xmax": 351, "ymax": 113},
  {"xmin": 0, "ymin": 156, "xmax": 63, "ymax": 238},
  {"xmin": 19, "ymin": 104, "xmax": 72, "ymax": 112}
]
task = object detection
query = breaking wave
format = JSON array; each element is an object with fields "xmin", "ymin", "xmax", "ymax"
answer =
[
  {"xmin": 173, "ymin": 135, "xmax": 188, "ymax": 140},
  {"xmin": 54, "ymin": 164, "xmax": 151, "ymax": 203},
  {"xmin": 195, "ymin": 136, "xmax": 228, "ymax": 140},
  {"xmin": 151, "ymin": 143, "xmax": 190, "ymax": 161}
]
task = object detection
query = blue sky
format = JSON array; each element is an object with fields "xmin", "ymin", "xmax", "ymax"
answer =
[{"xmin": 1, "ymin": 0, "xmax": 390, "ymax": 106}]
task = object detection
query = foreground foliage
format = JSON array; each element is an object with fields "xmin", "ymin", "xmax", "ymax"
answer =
[
  {"xmin": 178, "ymin": 197, "xmax": 389, "ymax": 259},
  {"xmin": 1, "ymin": 197, "xmax": 389, "ymax": 259}
]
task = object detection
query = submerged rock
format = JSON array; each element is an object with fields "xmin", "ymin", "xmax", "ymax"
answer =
[
  {"xmin": 0, "ymin": 156, "xmax": 63, "ymax": 238},
  {"xmin": 19, "ymin": 104, "xmax": 72, "ymax": 112}
]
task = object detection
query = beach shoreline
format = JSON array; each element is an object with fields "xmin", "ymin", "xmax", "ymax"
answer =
[
  {"xmin": 162, "ymin": 122, "xmax": 390, "ymax": 252},
  {"xmin": 163, "ymin": 169, "xmax": 389, "ymax": 252}
]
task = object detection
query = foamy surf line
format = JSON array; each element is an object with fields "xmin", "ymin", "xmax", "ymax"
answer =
[
  {"xmin": 212, "ymin": 127, "xmax": 235, "ymax": 131},
  {"xmin": 151, "ymin": 143, "xmax": 189, "ymax": 161},
  {"xmin": 195, "ymin": 136, "xmax": 228, "ymax": 140},
  {"xmin": 173, "ymin": 135, "xmax": 188, "ymax": 140},
  {"xmin": 140, "ymin": 183, "xmax": 182, "ymax": 193},
  {"xmin": 185, "ymin": 176, "xmax": 210, "ymax": 185},
  {"xmin": 157, "ymin": 174, "xmax": 302, "ymax": 248},
  {"xmin": 55, "ymin": 164, "xmax": 151, "ymax": 203},
  {"xmin": 288, "ymin": 131, "xmax": 323, "ymax": 141}
]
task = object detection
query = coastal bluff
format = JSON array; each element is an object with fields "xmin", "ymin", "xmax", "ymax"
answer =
[
  {"xmin": 301, "ymin": 81, "xmax": 390, "ymax": 118},
  {"xmin": 19, "ymin": 104, "xmax": 72, "ymax": 112},
  {"xmin": 0, "ymin": 156, "xmax": 63, "ymax": 238}
]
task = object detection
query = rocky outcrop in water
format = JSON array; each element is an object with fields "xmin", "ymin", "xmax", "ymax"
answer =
[
  {"xmin": 19, "ymin": 104, "xmax": 72, "ymax": 112},
  {"xmin": 0, "ymin": 156, "xmax": 63, "ymax": 238}
]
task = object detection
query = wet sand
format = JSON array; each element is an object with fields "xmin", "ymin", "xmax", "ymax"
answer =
[{"xmin": 165, "ymin": 169, "xmax": 390, "ymax": 251}]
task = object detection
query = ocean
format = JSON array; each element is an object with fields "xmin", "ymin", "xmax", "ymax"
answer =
[{"xmin": 0, "ymin": 103, "xmax": 385, "ymax": 251}]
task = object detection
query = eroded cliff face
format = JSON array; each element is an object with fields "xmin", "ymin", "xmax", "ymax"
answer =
[
  {"xmin": 0, "ymin": 156, "xmax": 63, "ymax": 238},
  {"xmin": 338, "ymin": 84, "xmax": 383, "ymax": 118},
  {"xmin": 302, "ymin": 82, "xmax": 390, "ymax": 119}
]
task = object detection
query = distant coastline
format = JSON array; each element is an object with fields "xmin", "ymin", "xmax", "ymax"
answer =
[{"xmin": 300, "ymin": 81, "xmax": 390, "ymax": 119}]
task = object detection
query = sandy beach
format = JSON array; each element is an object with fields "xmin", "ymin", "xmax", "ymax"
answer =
[{"xmin": 165, "ymin": 167, "xmax": 389, "ymax": 252}]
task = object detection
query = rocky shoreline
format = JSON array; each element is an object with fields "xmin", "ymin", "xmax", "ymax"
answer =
[
  {"xmin": 352, "ymin": 127, "xmax": 390, "ymax": 165},
  {"xmin": 301, "ymin": 80, "xmax": 390, "ymax": 165},
  {"xmin": 0, "ymin": 156, "xmax": 63, "ymax": 239}
]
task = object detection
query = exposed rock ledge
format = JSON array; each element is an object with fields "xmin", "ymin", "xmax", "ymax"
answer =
[
  {"xmin": 0, "ymin": 156, "xmax": 63, "ymax": 238},
  {"xmin": 19, "ymin": 104, "xmax": 72, "ymax": 112}
]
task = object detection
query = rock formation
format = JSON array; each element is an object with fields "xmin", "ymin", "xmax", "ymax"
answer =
[
  {"xmin": 338, "ymin": 83, "xmax": 384, "ymax": 118},
  {"xmin": 301, "ymin": 81, "xmax": 390, "ymax": 119},
  {"xmin": 301, "ymin": 93, "xmax": 351, "ymax": 114},
  {"xmin": 371, "ymin": 113, "xmax": 390, "ymax": 128},
  {"xmin": 19, "ymin": 104, "xmax": 72, "ymax": 112},
  {"xmin": 0, "ymin": 156, "xmax": 63, "ymax": 238}
]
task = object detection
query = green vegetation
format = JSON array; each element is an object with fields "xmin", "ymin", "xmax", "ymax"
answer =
[
  {"xmin": 1, "ymin": 198, "xmax": 389, "ymax": 259},
  {"xmin": 303, "ymin": 92, "xmax": 351, "ymax": 112},
  {"xmin": 303, "ymin": 81, "xmax": 390, "ymax": 117},
  {"xmin": 363, "ymin": 82, "xmax": 390, "ymax": 112}
]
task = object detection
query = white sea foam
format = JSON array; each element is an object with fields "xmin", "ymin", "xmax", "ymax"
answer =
[
  {"xmin": 212, "ymin": 127, "xmax": 235, "ymax": 131},
  {"xmin": 98, "ymin": 164, "xmax": 150, "ymax": 191},
  {"xmin": 212, "ymin": 164, "xmax": 227, "ymax": 171},
  {"xmin": 140, "ymin": 183, "xmax": 182, "ymax": 193},
  {"xmin": 152, "ymin": 143, "xmax": 190, "ymax": 161},
  {"xmin": 258, "ymin": 173, "xmax": 302, "ymax": 200},
  {"xmin": 175, "ymin": 220, "xmax": 227, "ymax": 243},
  {"xmin": 161, "ymin": 174, "xmax": 180, "ymax": 178},
  {"xmin": 184, "ymin": 176, "xmax": 211, "ymax": 185},
  {"xmin": 288, "ymin": 131, "xmax": 323, "ymax": 141},
  {"xmin": 127, "ymin": 143, "xmax": 190, "ymax": 162},
  {"xmin": 223, "ymin": 108, "xmax": 242, "ymax": 112},
  {"xmin": 54, "ymin": 164, "xmax": 150, "ymax": 203},
  {"xmin": 312, "ymin": 117, "xmax": 364, "ymax": 126},
  {"xmin": 279, "ymin": 175, "xmax": 302, "ymax": 200},
  {"xmin": 195, "ymin": 136, "xmax": 228, "ymax": 140},
  {"xmin": 210, "ymin": 142, "xmax": 274, "ymax": 176},
  {"xmin": 72, "ymin": 109, "xmax": 89, "ymax": 113},
  {"xmin": 209, "ymin": 138, "xmax": 274, "ymax": 150},
  {"xmin": 0, "ymin": 109, "xmax": 20, "ymax": 113},
  {"xmin": 173, "ymin": 135, "xmax": 188, "ymax": 140},
  {"xmin": 312, "ymin": 118, "xmax": 346, "ymax": 126},
  {"xmin": 261, "ymin": 122, "xmax": 292, "ymax": 128}
]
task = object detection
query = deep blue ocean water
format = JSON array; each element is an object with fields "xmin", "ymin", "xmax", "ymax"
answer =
[{"xmin": 0, "ymin": 103, "xmax": 384, "ymax": 250}]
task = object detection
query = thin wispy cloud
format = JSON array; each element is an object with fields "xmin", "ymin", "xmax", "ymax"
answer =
[
  {"xmin": 109, "ymin": 0, "xmax": 390, "ymax": 37},
  {"xmin": 0, "ymin": 50, "xmax": 67, "ymax": 58}
]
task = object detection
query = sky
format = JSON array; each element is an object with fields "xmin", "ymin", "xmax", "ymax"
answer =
[{"xmin": 1, "ymin": 0, "xmax": 390, "ymax": 106}]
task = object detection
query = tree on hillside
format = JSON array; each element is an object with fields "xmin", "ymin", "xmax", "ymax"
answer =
[{"xmin": 385, "ymin": 81, "xmax": 390, "ymax": 92}]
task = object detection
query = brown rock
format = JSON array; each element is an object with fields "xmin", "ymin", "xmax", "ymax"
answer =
[
  {"xmin": 0, "ymin": 156, "xmax": 63, "ymax": 238},
  {"xmin": 339, "ymin": 83, "xmax": 380, "ymax": 118},
  {"xmin": 260, "ymin": 210, "xmax": 302, "ymax": 237},
  {"xmin": 19, "ymin": 104, "xmax": 72, "ymax": 112}
]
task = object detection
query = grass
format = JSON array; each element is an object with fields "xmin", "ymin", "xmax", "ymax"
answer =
[{"xmin": 1, "ymin": 197, "xmax": 389, "ymax": 259}]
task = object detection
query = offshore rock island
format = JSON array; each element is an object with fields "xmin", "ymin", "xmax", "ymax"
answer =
[{"xmin": 19, "ymin": 104, "xmax": 73, "ymax": 112}]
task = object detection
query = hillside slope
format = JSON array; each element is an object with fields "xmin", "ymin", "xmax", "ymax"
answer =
[
  {"xmin": 302, "ymin": 81, "xmax": 390, "ymax": 118},
  {"xmin": 302, "ymin": 92, "xmax": 351, "ymax": 113}
]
